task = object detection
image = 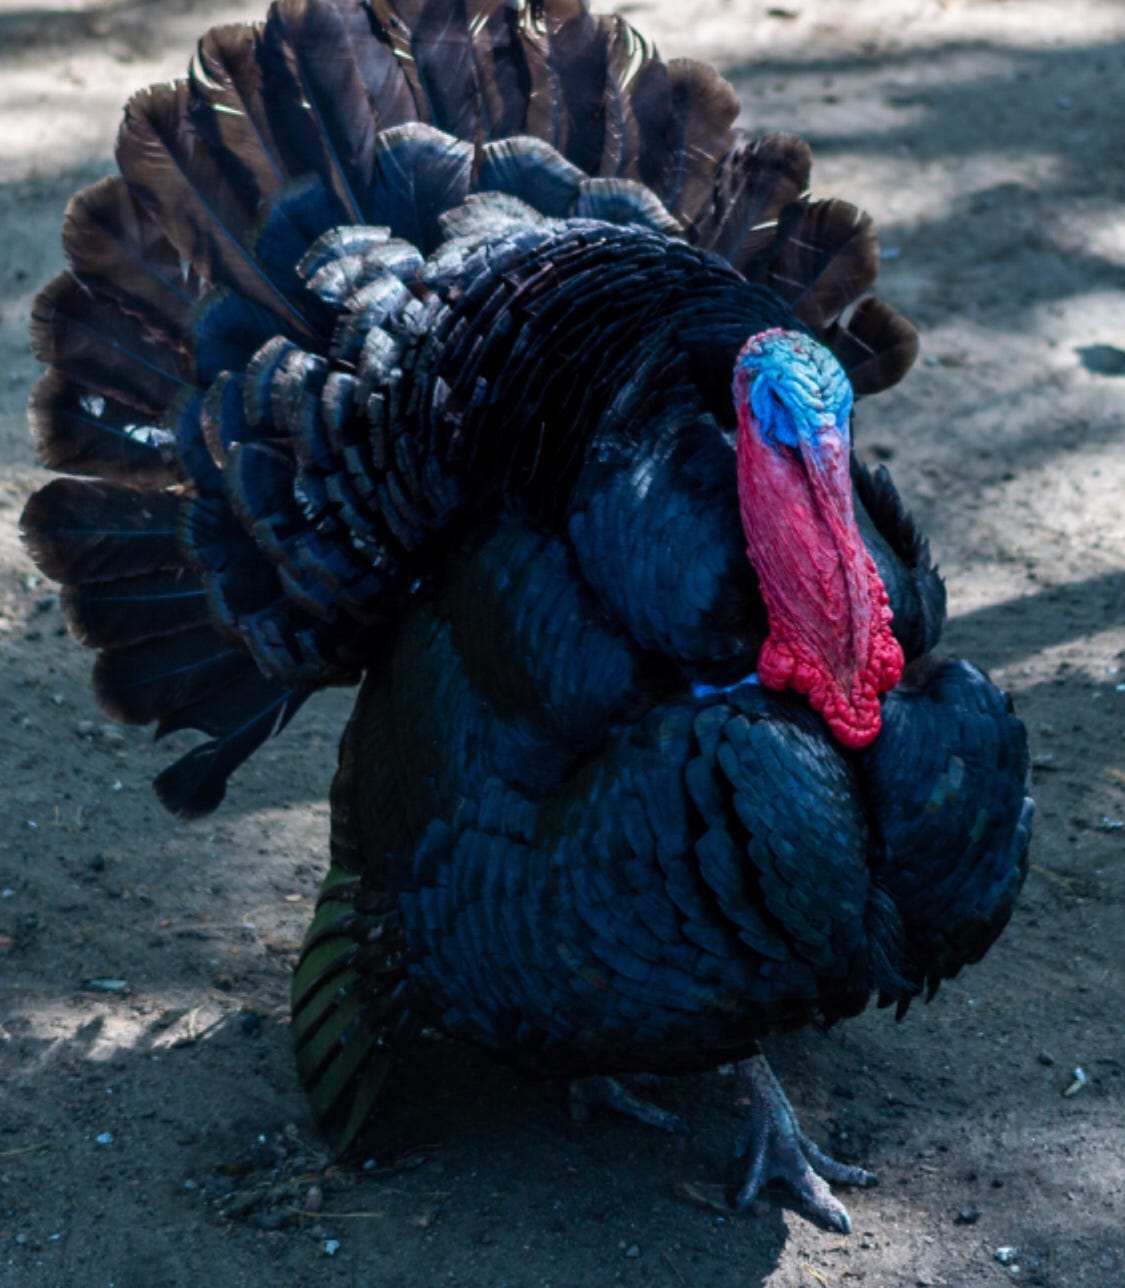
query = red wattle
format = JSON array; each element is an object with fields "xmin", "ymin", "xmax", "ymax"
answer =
[{"xmin": 735, "ymin": 389, "xmax": 903, "ymax": 748}]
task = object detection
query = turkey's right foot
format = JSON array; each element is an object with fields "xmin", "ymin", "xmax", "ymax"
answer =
[
  {"xmin": 734, "ymin": 1054, "xmax": 875, "ymax": 1233},
  {"xmin": 570, "ymin": 1075, "xmax": 688, "ymax": 1135}
]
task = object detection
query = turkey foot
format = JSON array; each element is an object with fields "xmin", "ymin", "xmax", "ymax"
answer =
[
  {"xmin": 570, "ymin": 1075, "xmax": 688, "ymax": 1135},
  {"xmin": 733, "ymin": 1054, "xmax": 875, "ymax": 1233}
]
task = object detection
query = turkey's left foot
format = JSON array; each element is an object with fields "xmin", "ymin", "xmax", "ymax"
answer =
[
  {"xmin": 734, "ymin": 1054, "xmax": 875, "ymax": 1233},
  {"xmin": 570, "ymin": 1075, "xmax": 688, "ymax": 1135}
]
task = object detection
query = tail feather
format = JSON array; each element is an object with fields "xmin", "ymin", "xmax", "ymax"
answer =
[
  {"xmin": 764, "ymin": 198, "xmax": 878, "ymax": 328},
  {"xmin": 31, "ymin": 275, "xmax": 191, "ymax": 415},
  {"xmin": 201, "ymin": 373, "xmax": 253, "ymax": 466},
  {"xmin": 263, "ymin": 0, "xmax": 380, "ymax": 224},
  {"xmin": 28, "ymin": 371, "xmax": 179, "ymax": 486},
  {"xmin": 467, "ymin": 0, "xmax": 538, "ymax": 140},
  {"xmin": 61, "ymin": 571, "xmax": 210, "ymax": 649},
  {"xmin": 190, "ymin": 287, "xmax": 294, "ymax": 386},
  {"xmin": 512, "ymin": 1, "xmax": 565, "ymax": 144},
  {"xmin": 476, "ymin": 135, "xmax": 583, "ymax": 214},
  {"xmin": 410, "ymin": 0, "xmax": 487, "ymax": 142},
  {"xmin": 543, "ymin": 3, "xmax": 612, "ymax": 176},
  {"xmin": 572, "ymin": 175, "xmax": 682, "ymax": 234},
  {"xmin": 225, "ymin": 441, "xmax": 343, "ymax": 621},
  {"xmin": 822, "ymin": 297, "xmax": 919, "ymax": 398},
  {"xmin": 367, "ymin": 0, "xmax": 431, "ymax": 121},
  {"xmin": 690, "ymin": 132, "xmax": 812, "ymax": 269},
  {"xmin": 603, "ymin": 15, "xmax": 650, "ymax": 179},
  {"xmin": 189, "ymin": 24, "xmax": 290, "ymax": 213},
  {"xmin": 154, "ymin": 683, "xmax": 307, "ymax": 818},
  {"xmin": 116, "ymin": 81, "xmax": 319, "ymax": 342},
  {"xmin": 340, "ymin": 0, "xmax": 418, "ymax": 132},
  {"xmin": 93, "ymin": 629, "xmax": 250, "ymax": 725},
  {"xmin": 299, "ymin": 225, "xmax": 396, "ymax": 281},
  {"xmin": 180, "ymin": 487, "xmax": 371, "ymax": 685},
  {"xmin": 20, "ymin": 480, "xmax": 181, "ymax": 584},
  {"xmin": 368, "ymin": 124, "xmax": 474, "ymax": 252},
  {"xmin": 62, "ymin": 177, "xmax": 202, "ymax": 345},
  {"xmin": 168, "ymin": 390, "xmax": 223, "ymax": 494},
  {"xmin": 650, "ymin": 59, "xmax": 740, "ymax": 223},
  {"xmin": 251, "ymin": 175, "xmax": 351, "ymax": 310},
  {"xmin": 154, "ymin": 667, "xmax": 304, "ymax": 740}
]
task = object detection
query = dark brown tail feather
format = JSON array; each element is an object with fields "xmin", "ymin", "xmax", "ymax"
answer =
[{"xmin": 824, "ymin": 298, "xmax": 920, "ymax": 398}]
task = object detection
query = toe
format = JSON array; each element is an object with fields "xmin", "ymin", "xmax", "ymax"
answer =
[
  {"xmin": 795, "ymin": 1170, "xmax": 854, "ymax": 1234},
  {"xmin": 799, "ymin": 1134, "xmax": 877, "ymax": 1188}
]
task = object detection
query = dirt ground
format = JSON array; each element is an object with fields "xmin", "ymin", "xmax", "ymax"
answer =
[{"xmin": 0, "ymin": 1, "xmax": 1122, "ymax": 1284}]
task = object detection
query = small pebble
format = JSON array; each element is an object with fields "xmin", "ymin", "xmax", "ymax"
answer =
[
  {"xmin": 74, "ymin": 720, "xmax": 95, "ymax": 738},
  {"xmin": 84, "ymin": 978, "xmax": 128, "ymax": 994},
  {"xmin": 323, "ymin": 1239, "xmax": 341, "ymax": 1257},
  {"xmin": 1063, "ymin": 1067, "xmax": 1089, "ymax": 1097},
  {"xmin": 625, "ymin": 1244, "xmax": 641, "ymax": 1259},
  {"xmin": 954, "ymin": 1207, "xmax": 981, "ymax": 1225},
  {"xmin": 255, "ymin": 1210, "xmax": 291, "ymax": 1232},
  {"xmin": 221, "ymin": 1192, "xmax": 261, "ymax": 1220},
  {"xmin": 1037, "ymin": 1051, "xmax": 1055, "ymax": 1066},
  {"xmin": 304, "ymin": 1184, "xmax": 324, "ymax": 1213},
  {"xmin": 995, "ymin": 1247, "xmax": 1019, "ymax": 1265},
  {"xmin": 95, "ymin": 1132, "xmax": 113, "ymax": 1146}
]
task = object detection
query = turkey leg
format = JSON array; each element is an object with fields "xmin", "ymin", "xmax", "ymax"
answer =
[
  {"xmin": 734, "ymin": 1052, "xmax": 875, "ymax": 1232},
  {"xmin": 570, "ymin": 1075, "xmax": 688, "ymax": 1135}
]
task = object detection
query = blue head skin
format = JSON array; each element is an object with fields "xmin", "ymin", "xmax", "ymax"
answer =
[{"xmin": 734, "ymin": 329, "xmax": 854, "ymax": 456}]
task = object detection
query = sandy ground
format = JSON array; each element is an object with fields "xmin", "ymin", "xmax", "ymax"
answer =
[{"xmin": 0, "ymin": 1, "xmax": 1123, "ymax": 1285}]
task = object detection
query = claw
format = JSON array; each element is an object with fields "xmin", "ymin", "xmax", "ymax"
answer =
[
  {"xmin": 733, "ymin": 1054, "xmax": 875, "ymax": 1232},
  {"xmin": 570, "ymin": 1075, "xmax": 689, "ymax": 1135}
]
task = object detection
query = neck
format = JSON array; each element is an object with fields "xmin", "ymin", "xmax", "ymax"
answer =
[{"xmin": 736, "ymin": 394, "xmax": 903, "ymax": 748}]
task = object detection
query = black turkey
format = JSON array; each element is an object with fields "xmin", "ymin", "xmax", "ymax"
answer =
[{"xmin": 20, "ymin": 0, "xmax": 1032, "ymax": 1232}]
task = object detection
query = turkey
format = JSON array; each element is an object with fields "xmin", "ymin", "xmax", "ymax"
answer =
[{"xmin": 20, "ymin": 0, "xmax": 1032, "ymax": 1232}]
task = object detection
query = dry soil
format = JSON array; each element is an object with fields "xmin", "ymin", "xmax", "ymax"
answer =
[{"xmin": 0, "ymin": 2, "xmax": 1122, "ymax": 1285}]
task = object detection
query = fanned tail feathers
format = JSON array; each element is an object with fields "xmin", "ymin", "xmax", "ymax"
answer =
[{"xmin": 21, "ymin": 0, "xmax": 917, "ymax": 815}]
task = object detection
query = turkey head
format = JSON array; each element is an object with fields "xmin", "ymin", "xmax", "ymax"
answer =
[{"xmin": 734, "ymin": 329, "xmax": 905, "ymax": 746}]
